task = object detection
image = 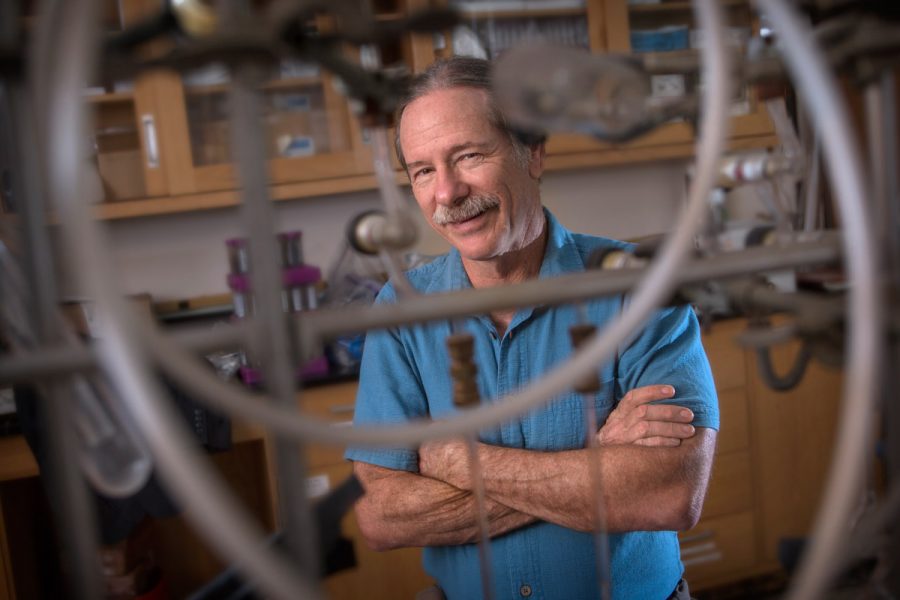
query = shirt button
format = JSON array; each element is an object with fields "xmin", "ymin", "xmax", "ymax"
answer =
[{"xmin": 519, "ymin": 584, "xmax": 532, "ymax": 597}]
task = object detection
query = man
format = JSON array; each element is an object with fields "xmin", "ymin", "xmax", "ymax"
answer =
[{"xmin": 345, "ymin": 56, "xmax": 718, "ymax": 600}]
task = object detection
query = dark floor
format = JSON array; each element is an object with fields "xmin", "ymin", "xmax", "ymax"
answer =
[{"xmin": 693, "ymin": 572, "xmax": 875, "ymax": 600}]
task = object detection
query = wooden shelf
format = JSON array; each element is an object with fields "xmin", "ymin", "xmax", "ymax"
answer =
[
  {"xmin": 84, "ymin": 91, "xmax": 135, "ymax": 104},
  {"xmin": 375, "ymin": 11, "xmax": 405, "ymax": 21},
  {"xmin": 93, "ymin": 173, "xmax": 387, "ymax": 220},
  {"xmin": 628, "ymin": 0, "xmax": 746, "ymax": 14},
  {"xmin": 182, "ymin": 76, "xmax": 323, "ymax": 96},
  {"xmin": 263, "ymin": 76, "xmax": 325, "ymax": 91}
]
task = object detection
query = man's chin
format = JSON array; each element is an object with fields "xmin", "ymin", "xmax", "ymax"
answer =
[{"xmin": 455, "ymin": 242, "xmax": 501, "ymax": 263}]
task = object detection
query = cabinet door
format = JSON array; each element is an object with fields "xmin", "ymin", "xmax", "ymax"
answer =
[
  {"xmin": 14, "ymin": 0, "xmax": 169, "ymax": 205},
  {"xmin": 154, "ymin": 55, "xmax": 372, "ymax": 196},
  {"xmin": 748, "ymin": 340, "xmax": 842, "ymax": 564},
  {"xmin": 87, "ymin": 75, "xmax": 168, "ymax": 203},
  {"xmin": 431, "ymin": 0, "xmax": 774, "ymax": 161}
]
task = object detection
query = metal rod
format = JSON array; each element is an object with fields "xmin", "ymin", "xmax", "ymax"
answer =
[
  {"xmin": 229, "ymin": 60, "xmax": 323, "ymax": 588},
  {"xmin": 583, "ymin": 393, "xmax": 611, "ymax": 600},
  {"xmin": 0, "ymin": 235, "xmax": 841, "ymax": 386},
  {"xmin": 20, "ymin": 0, "xmax": 103, "ymax": 595},
  {"xmin": 865, "ymin": 69, "xmax": 900, "ymax": 596},
  {"xmin": 305, "ymin": 234, "xmax": 841, "ymax": 340},
  {"xmin": 866, "ymin": 76, "xmax": 890, "ymax": 273},
  {"xmin": 802, "ymin": 141, "xmax": 822, "ymax": 232},
  {"xmin": 0, "ymin": 320, "xmax": 250, "ymax": 384},
  {"xmin": 465, "ymin": 436, "xmax": 495, "ymax": 600}
]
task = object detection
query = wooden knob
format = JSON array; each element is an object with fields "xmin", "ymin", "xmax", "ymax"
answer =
[{"xmin": 447, "ymin": 333, "xmax": 480, "ymax": 407}]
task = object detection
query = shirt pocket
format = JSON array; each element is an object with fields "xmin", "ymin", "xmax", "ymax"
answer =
[{"xmin": 524, "ymin": 383, "xmax": 615, "ymax": 451}]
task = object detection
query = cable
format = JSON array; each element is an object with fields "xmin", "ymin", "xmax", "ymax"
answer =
[{"xmin": 755, "ymin": 344, "xmax": 813, "ymax": 392}]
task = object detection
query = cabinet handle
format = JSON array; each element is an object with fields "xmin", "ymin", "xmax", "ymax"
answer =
[
  {"xmin": 679, "ymin": 530, "xmax": 714, "ymax": 544},
  {"xmin": 141, "ymin": 114, "xmax": 159, "ymax": 168},
  {"xmin": 329, "ymin": 404, "xmax": 355, "ymax": 415},
  {"xmin": 682, "ymin": 550, "xmax": 723, "ymax": 567},
  {"xmin": 680, "ymin": 541, "xmax": 717, "ymax": 558}
]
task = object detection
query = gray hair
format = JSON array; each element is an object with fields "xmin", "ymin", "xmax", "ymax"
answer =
[{"xmin": 393, "ymin": 56, "xmax": 537, "ymax": 172}]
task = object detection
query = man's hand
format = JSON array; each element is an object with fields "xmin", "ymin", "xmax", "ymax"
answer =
[
  {"xmin": 597, "ymin": 384, "xmax": 696, "ymax": 447},
  {"xmin": 419, "ymin": 438, "xmax": 471, "ymax": 489}
]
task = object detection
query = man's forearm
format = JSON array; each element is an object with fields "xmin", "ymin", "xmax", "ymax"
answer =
[
  {"xmin": 422, "ymin": 429, "xmax": 716, "ymax": 533},
  {"xmin": 353, "ymin": 463, "xmax": 536, "ymax": 551}
]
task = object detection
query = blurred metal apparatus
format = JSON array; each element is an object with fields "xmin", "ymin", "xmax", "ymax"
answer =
[
  {"xmin": 1, "ymin": 0, "xmax": 897, "ymax": 599},
  {"xmin": 0, "ymin": 234, "xmax": 846, "ymax": 436},
  {"xmin": 10, "ymin": 1, "xmax": 731, "ymax": 598},
  {"xmin": 493, "ymin": 44, "xmax": 698, "ymax": 143},
  {"xmin": 101, "ymin": 0, "xmax": 459, "ymax": 124}
]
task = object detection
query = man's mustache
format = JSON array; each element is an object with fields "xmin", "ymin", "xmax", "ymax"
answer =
[{"xmin": 433, "ymin": 195, "xmax": 500, "ymax": 226}]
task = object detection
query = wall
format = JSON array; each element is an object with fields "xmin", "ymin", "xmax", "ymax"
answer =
[{"xmin": 103, "ymin": 160, "xmax": 689, "ymax": 301}]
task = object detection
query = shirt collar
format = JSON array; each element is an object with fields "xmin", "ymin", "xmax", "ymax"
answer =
[{"xmin": 537, "ymin": 208, "xmax": 586, "ymax": 278}]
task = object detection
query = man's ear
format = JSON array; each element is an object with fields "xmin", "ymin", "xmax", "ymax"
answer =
[{"xmin": 528, "ymin": 141, "xmax": 546, "ymax": 180}]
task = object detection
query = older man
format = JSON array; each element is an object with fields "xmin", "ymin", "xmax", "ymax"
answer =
[{"xmin": 345, "ymin": 56, "xmax": 718, "ymax": 600}]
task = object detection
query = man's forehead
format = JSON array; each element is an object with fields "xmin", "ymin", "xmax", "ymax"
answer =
[{"xmin": 399, "ymin": 87, "xmax": 500, "ymax": 155}]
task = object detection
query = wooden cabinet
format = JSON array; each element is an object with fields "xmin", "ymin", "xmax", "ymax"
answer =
[
  {"xmin": 435, "ymin": 0, "xmax": 777, "ymax": 170},
  {"xmin": 150, "ymin": 56, "xmax": 373, "ymax": 197},
  {"xmin": 679, "ymin": 317, "xmax": 842, "ymax": 592},
  {"xmin": 40, "ymin": 0, "xmax": 170, "ymax": 206},
  {"xmin": 298, "ymin": 383, "xmax": 437, "ymax": 600}
]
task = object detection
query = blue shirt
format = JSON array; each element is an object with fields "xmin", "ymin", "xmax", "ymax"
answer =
[{"xmin": 346, "ymin": 209, "xmax": 719, "ymax": 600}]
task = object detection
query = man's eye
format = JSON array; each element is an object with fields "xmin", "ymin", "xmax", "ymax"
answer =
[
  {"xmin": 413, "ymin": 167, "xmax": 433, "ymax": 179},
  {"xmin": 460, "ymin": 153, "xmax": 482, "ymax": 161}
]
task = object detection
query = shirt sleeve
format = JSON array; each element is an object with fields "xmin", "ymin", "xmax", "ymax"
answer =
[
  {"xmin": 615, "ymin": 305, "xmax": 719, "ymax": 430},
  {"xmin": 343, "ymin": 284, "xmax": 430, "ymax": 471}
]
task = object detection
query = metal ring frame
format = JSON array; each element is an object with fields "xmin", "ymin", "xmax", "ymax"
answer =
[{"xmin": 6, "ymin": 0, "xmax": 884, "ymax": 597}]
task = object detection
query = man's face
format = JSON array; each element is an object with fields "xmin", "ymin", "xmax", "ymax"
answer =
[{"xmin": 398, "ymin": 87, "xmax": 545, "ymax": 263}]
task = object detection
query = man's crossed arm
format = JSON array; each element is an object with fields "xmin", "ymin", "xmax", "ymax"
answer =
[{"xmin": 352, "ymin": 385, "xmax": 717, "ymax": 551}]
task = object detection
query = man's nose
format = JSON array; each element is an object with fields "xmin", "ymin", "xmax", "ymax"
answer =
[{"xmin": 434, "ymin": 166, "xmax": 469, "ymax": 206}]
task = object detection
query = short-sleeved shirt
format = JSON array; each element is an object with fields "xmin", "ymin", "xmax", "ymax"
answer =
[{"xmin": 345, "ymin": 209, "xmax": 719, "ymax": 600}]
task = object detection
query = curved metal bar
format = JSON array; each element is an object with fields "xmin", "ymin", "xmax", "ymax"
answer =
[
  {"xmin": 34, "ymin": 0, "xmax": 730, "ymax": 596},
  {"xmin": 754, "ymin": 2, "xmax": 882, "ymax": 600},
  {"xmin": 46, "ymin": 1, "xmax": 318, "ymax": 597}
]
